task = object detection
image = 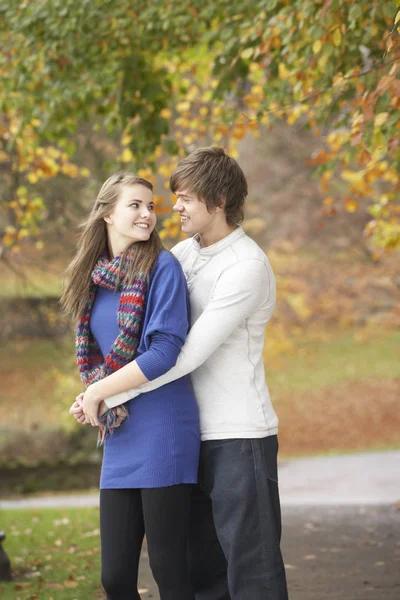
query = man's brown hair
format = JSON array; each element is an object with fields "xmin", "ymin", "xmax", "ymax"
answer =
[{"xmin": 170, "ymin": 147, "xmax": 248, "ymax": 225}]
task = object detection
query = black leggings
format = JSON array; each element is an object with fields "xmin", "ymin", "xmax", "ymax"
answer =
[{"xmin": 100, "ymin": 485, "xmax": 195, "ymax": 600}]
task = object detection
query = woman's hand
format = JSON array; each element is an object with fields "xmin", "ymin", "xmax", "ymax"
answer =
[
  {"xmin": 82, "ymin": 384, "xmax": 103, "ymax": 427},
  {"xmin": 69, "ymin": 393, "xmax": 86, "ymax": 424},
  {"xmin": 69, "ymin": 394, "xmax": 108, "ymax": 426}
]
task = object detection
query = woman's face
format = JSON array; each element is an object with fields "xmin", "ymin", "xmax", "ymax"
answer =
[{"xmin": 104, "ymin": 184, "xmax": 157, "ymax": 249}]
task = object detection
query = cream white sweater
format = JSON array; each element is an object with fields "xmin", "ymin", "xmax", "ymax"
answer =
[{"xmin": 105, "ymin": 226, "xmax": 279, "ymax": 441}]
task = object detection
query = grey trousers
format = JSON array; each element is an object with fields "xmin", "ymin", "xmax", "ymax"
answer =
[{"xmin": 188, "ymin": 435, "xmax": 288, "ymax": 600}]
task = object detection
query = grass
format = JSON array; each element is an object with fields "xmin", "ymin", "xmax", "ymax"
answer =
[
  {"xmin": 0, "ymin": 507, "xmax": 103, "ymax": 599},
  {"xmin": 1, "ymin": 327, "xmax": 399, "ymax": 458},
  {"xmin": 265, "ymin": 329, "xmax": 400, "ymax": 393},
  {"xmin": 0, "ymin": 338, "xmax": 79, "ymax": 432},
  {"xmin": 262, "ymin": 328, "xmax": 400, "ymax": 456},
  {"xmin": 0, "ymin": 268, "xmax": 61, "ymax": 299}
]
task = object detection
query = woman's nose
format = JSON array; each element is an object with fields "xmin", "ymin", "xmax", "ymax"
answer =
[{"xmin": 141, "ymin": 207, "xmax": 151, "ymax": 218}]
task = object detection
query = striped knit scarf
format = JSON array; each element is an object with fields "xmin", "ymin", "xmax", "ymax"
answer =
[{"xmin": 76, "ymin": 248, "xmax": 147, "ymax": 445}]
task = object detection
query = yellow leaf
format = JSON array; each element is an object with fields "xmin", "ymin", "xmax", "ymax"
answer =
[
  {"xmin": 233, "ymin": 124, "xmax": 246, "ymax": 140},
  {"xmin": 121, "ymin": 148, "xmax": 133, "ymax": 163},
  {"xmin": 341, "ymin": 170, "xmax": 364, "ymax": 183},
  {"xmin": 345, "ymin": 199, "xmax": 358, "ymax": 213},
  {"xmin": 121, "ymin": 134, "xmax": 133, "ymax": 146},
  {"xmin": 323, "ymin": 196, "xmax": 334, "ymax": 205},
  {"xmin": 395, "ymin": 10, "xmax": 400, "ymax": 25},
  {"xmin": 374, "ymin": 112, "xmax": 389, "ymax": 127},
  {"xmin": 160, "ymin": 108, "xmax": 172, "ymax": 119},
  {"xmin": 332, "ymin": 28, "xmax": 342, "ymax": 47},
  {"xmin": 278, "ymin": 63, "xmax": 290, "ymax": 80},
  {"xmin": 17, "ymin": 228, "xmax": 29, "ymax": 239},
  {"xmin": 286, "ymin": 294, "xmax": 311, "ymax": 321},
  {"xmin": 159, "ymin": 164, "xmax": 172, "ymax": 177},
  {"xmin": 61, "ymin": 164, "xmax": 79, "ymax": 177},
  {"xmin": 241, "ymin": 48, "xmax": 254, "ymax": 60},
  {"xmin": 242, "ymin": 218, "xmax": 266, "ymax": 235},
  {"xmin": 80, "ymin": 167, "xmax": 90, "ymax": 177},
  {"xmin": 387, "ymin": 36, "xmax": 395, "ymax": 53},
  {"xmin": 317, "ymin": 54, "xmax": 329, "ymax": 70},
  {"xmin": 312, "ymin": 40, "xmax": 322, "ymax": 54},
  {"xmin": 17, "ymin": 186, "xmax": 27, "ymax": 197},
  {"xmin": 176, "ymin": 101, "xmax": 190, "ymax": 113},
  {"xmin": 251, "ymin": 84, "xmax": 264, "ymax": 96},
  {"xmin": 137, "ymin": 168, "xmax": 152, "ymax": 179},
  {"xmin": 333, "ymin": 73, "xmax": 344, "ymax": 87},
  {"xmin": 27, "ymin": 173, "xmax": 38, "ymax": 184}
]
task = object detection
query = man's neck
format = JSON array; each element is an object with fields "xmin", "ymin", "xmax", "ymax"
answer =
[{"xmin": 198, "ymin": 223, "xmax": 237, "ymax": 248}]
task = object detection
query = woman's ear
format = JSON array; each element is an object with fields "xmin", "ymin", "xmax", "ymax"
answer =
[{"xmin": 103, "ymin": 215, "xmax": 113, "ymax": 224}]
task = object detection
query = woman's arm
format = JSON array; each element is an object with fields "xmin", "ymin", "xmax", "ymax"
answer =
[{"xmin": 81, "ymin": 252, "xmax": 189, "ymax": 423}]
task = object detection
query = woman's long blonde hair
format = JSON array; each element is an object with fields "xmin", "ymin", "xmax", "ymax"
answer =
[{"xmin": 61, "ymin": 172, "xmax": 163, "ymax": 323}]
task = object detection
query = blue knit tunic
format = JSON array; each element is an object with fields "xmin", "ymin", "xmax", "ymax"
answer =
[{"xmin": 90, "ymin": 250, "xmax": 200, "ymax": 488}]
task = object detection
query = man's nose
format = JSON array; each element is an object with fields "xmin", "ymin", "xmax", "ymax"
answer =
[{"xmin": 173, "ymin": 201, "xmax": 182, "ymax": 212}]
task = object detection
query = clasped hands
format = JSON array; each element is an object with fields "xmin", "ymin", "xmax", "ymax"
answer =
[{"xmin": 69, "ymin": 384, "xmax": 109, "ymax": 427}]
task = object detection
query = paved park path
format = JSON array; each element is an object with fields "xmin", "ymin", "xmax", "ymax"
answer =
[{"xmin": 1, "ymin": 450, "xmax": 399, "ymax": 599}]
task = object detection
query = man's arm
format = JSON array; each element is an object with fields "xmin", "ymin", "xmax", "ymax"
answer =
[{"xmin": 105, "ymin": 258, "xmax": 275, "ymax": 408}]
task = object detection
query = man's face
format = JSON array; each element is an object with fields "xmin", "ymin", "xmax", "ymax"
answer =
[{"xmin": 173, "ymin": 189, "xmax": 215, "ymax": 236}]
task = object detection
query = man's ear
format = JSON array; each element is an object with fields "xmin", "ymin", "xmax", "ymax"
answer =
[{"xmin": 215, "ymin": 197, "xmax": 226, "ymax": 213}]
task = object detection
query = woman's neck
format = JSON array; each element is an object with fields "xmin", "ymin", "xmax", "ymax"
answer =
[{"xmin": 107, "ymin": 236, "xmax": 133, "ymax": 259}]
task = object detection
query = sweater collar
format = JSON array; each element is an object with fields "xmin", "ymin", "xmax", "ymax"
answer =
[{"xmin": 191, "ymin": 226, "xmax": 245, "ymax": 256}]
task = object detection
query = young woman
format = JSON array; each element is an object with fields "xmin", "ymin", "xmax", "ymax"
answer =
[{"xmin": 61, "ymin": 172, "xmax": 200, "ymax": 600}]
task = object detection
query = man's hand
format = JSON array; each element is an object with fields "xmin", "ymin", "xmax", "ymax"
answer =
[{"xmin": 99, "ymin": 400, "xmax": 109, "ymax": 418}]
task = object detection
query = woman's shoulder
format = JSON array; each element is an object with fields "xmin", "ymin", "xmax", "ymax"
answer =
[{"xmin": 151, "ymin": 249, "xmax": 183, "ymax": 279}]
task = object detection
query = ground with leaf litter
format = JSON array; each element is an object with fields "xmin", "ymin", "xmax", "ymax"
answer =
[
  {"xmin": 1, "ymin": 504, "xmax": 398, "ymax": 599},
  {"xmin": 125, "ymin": 504, "xmax": 400, "ymax": 599}
]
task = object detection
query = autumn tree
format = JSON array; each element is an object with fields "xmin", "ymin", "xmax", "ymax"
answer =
[{"xmin": 1, "ymin": 0, "xmax": 399, "ymax": 251}]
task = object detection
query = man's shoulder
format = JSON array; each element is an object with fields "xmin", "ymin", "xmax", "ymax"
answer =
[
  {"xmin": 228, "ymin": 231, "xmax": 269, "ymax": 265},
  {"xmin": 171, "ymin": 237, "xmax": 193, "ymax": 260}
]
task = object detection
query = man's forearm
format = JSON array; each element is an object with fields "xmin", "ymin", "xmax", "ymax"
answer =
[
  {"xmin": 104, "ymin": 348, "xmax": 198, "ymax": 408},
  {"xmin": 93, "ymin": 360, "xmax": 148, "ymax": 400},
  {"xmin": 104, "ymin": 258, "xmax": 273, "ymax": 409}
]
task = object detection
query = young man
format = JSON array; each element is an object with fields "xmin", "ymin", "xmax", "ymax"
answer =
[{"xmin": 73, "ymin": 147, "xmax": 288, "ymax": 599}]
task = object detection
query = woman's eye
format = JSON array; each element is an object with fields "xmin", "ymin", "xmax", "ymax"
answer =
[
  {"xmin": 149, "ymin": 205, "xmax": 155, "ymax": 211},
  {"xmin": 130, "ymin": 203, "xmax": 139, "ymax": 208}
]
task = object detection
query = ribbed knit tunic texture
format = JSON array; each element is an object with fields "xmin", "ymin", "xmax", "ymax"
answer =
[{"xmin": 90, "ymin": 250, "xmax": 200, "ymax": 488}]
